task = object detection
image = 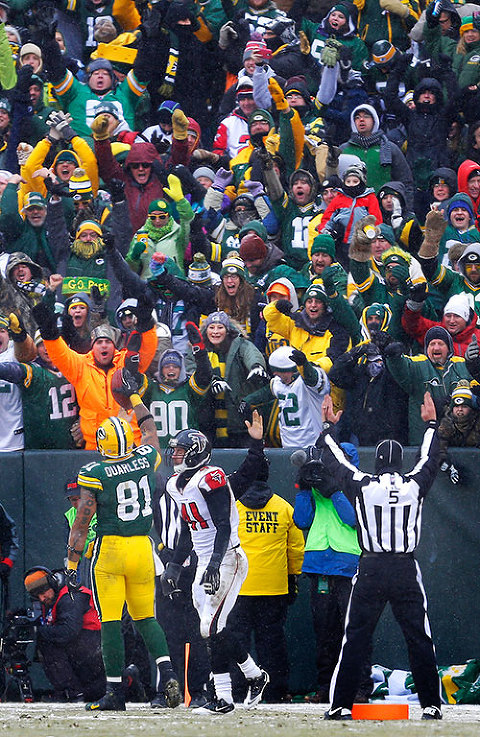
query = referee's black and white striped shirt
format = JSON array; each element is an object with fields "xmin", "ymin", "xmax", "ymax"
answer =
[{"xmin": 319, "ymin": 423, "xmax": 440, "ymax": 554}]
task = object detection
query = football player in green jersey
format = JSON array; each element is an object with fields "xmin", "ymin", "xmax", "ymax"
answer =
[{"xmin": 66, "ymin": 370, "xmax": 181, "ymax": 711}]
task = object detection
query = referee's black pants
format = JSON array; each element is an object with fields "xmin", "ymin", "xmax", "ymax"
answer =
[{"xmin": 330, "ymin": 553, "xmax": 441, "ymax": 710}]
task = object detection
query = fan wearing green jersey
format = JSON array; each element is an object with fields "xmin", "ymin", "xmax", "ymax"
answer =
[
  {"xmin": 65, "ymin": 370, "xmax": 181, "ymax": 712},
  {"xmin": 142, "ymin": 322, "xmax": 212, "ymax": 448}
]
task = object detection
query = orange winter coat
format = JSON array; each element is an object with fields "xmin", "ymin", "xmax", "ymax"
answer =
[{"xmin": 44, "ymin": 328, "xmax": 157, "ymax": 450}]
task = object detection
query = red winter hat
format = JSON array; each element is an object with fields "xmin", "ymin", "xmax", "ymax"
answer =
[{"xmin": 239, "ymin": 232, "xmax": 267, "ymax": 261}]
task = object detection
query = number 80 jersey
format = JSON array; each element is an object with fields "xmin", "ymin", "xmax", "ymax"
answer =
[{"xmin": 77, "ymin": 445, "xmax": 160, "ymax": 537}]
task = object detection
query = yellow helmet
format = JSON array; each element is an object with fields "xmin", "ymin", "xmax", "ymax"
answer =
[{"xmin": 96, "ymin": 416, "xmax": 134, "ymax": 459}]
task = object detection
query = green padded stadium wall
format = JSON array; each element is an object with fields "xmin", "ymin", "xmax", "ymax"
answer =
[{"xmin": 0, "ymin": 448, "xmax": 478, "ymax": 694}]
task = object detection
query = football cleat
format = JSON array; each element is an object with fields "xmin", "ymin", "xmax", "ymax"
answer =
[
  {"xmin": 85, "ymin": 684, "xmax": 126, "ymax": 711},
  {"xmin": 150, "ymin": 692, "xmax": 168, "ymax": 708},
  {"xmin": 244, "ymin": 670, "xmax": 269, "ymax": 708},
  {"xmin": 422, "ymin": 705, "xmax": 442, "ymax": 720},
  {"xmin": 164, "ymin": 676, "xmax": 182, "ymax": 708},
  {"xmin": 197, "ymin": 697, "xmax": 235, "ymax": 714},
  {"xmin": 324, "ymin": 707, "xmax": 352, "ymax": 720}
]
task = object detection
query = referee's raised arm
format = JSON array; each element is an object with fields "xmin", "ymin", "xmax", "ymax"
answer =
[{"xmin": 406, "ymin": 392, "xmax": 441, "ymax": 497}]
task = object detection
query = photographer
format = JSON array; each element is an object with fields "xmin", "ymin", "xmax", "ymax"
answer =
[
  {"xmin": 24, "ymin": 567, "xmax": 105, "ymax": 702},
  {"xmin": 292, "ymin": 443, "xmax": 371, "ymax": 703}
]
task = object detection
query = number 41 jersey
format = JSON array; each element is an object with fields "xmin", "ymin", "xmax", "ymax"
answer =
[
  {"xmin": 77, "ymin": 445, "xmax": 160, "ymax": 537},
  {"xmin": 166, "ymin": 465, "xmax": 240, "ymax": 560}
]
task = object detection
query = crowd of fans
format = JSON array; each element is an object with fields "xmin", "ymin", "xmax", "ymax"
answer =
[
  {"xmin": 2, "ymin": 0, "xmax": 480, "ymax": 471},
  {"xmin": 1, "ymin": 0, "xmax": 480, "ymax": 706}
]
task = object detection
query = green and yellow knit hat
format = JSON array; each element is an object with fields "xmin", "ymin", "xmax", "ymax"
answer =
[
  {"xmin": 69, "ymin": 168, "xmax": 93, "ymax": 201},
  {"xmin": 460, "ymin": 16, "xmax": 475, "ymax": 35},
  {"xmin": 75, "ymin": 220, "xmax": 102, "ymax": 239},
  {"xmin": 450, "ymin": 380, "xmax": 473, "ymax": 408},
  {"xmin": 148, "ymin": 199, "xmax": 170, "ymax": 216},
  {"xmin": 381, "ymin": 246, "xmax": 411, "ymax": 267},
  {"xmin": 221, "ymin": 253, "xmax": 245, "ymax": 279},
  {"xmin": 0, "ymin": 314, "xmax": 9, "ymax": 330}
]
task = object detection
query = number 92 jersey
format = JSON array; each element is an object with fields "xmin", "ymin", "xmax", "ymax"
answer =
[{"xmin": 77, "ymin": 445, "xmax": 160, "ymax": 537}]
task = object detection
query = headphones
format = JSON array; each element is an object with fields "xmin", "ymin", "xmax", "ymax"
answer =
[{"xmin": 24, "ymin": 566, "xmax": 64, "ymax": 597}]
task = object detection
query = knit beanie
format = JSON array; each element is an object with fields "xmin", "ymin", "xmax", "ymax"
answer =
[
  {"xmin": 55, "ymin": 150, "xmax": 78, "ymax": 166},
  {"xmin": 93, "ymin": 101, "xmax": 121, "ymax": 120},
  {"xmin": 148, "ymin": 199, "xmax": 170, "ymax": 215},
  {"xmin": 67, "ymin": 295, "xmax": 89, "ymax": 312},
  {"xmin": 188, "ymin": 252, "xmax": 211, "ymax": 284},
  {"xmin": 90, "ymin": 324, "xmax": 119, "ymax": 346},
  {"xmin": 160, "ymin": 350, "xmax": 182, "ymax": 368},
  {"xmin": 69, "ymin": 168, "xmax": 93, "ymax": 201},
  {"xmin": 343, "ymin": 163, "xmax": 367, "ymax": 186},
  {"xmin": 76, "ymin": 220, "xmax": 103, "ymax": 239},
  {"xmin": 239, "ymin": 232, "xmax": 267, "ymax": 261},
  {"xmin": 311, "ymin": 233, "xmax": 335, "ymax": 259},
  {"xmin": 284, "ymin": 75, "xmax": 311, "ymax": 105},
  {"xmin": 450, "ymin": 381, "xmax": 473, "ymax": 408},
  {"xmin": 424, "ymin": 325, "xmax": 453, "ymax": 356},
  {"xmin": 203, "ymin": 311, "xmax": 231, "ymax": 329},
  {"xmin": 221, "ymin": 254, "xmax": 245, "ymax": 279},
  {"xmin": 378, "ymin": 223, "xmax": 396, "ymax": 246},
  {"xmin": 460, "ymin": 16, "xmax": 475, "ymax": 35},
  {"xmin": 381, "ymin": 246, "xmax": 411, "ymax": 267},
  {"xmin": 238, "ymin": 220, "xmax": 268, "ymax": 242},
  {"xmin": 447, "ymin": 194, "xmax": 474, "ymax": 220},
  {"xmin": 248, "ymin": 109, "xmax": 274, "ymax": 132},
  {"xmin": 365, "ymin": 303, "xmax": 388, "ymax": 322},
  {"xmin": 243, "ymin": 37, "xmax": 267, "ymax": 61},
  {"xmin": 24, "ymin": 569, "xmax": 51, "ymax": 596},
  {"xmin": 303, "ymin": 283, "xmax": 328, "ymax": 304},
  {"xmin": 443, "ymin": 294, "xmax": 471, "ymax": 322},
  {"xmin": 193, "ymin": 166, "xmax": 215, "ymax": 182},
  {"xmin": 0, "ymin": 314, "xmax": 9, "ymax": 330}
]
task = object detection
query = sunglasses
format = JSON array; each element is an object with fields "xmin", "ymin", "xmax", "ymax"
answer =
[
  {"xmin": 149, "ymin": 213, "xmax": 169, "ymax": 221},
  {"xmin": 130, "ymin": 162, "xmax": 152, "ymax": 169}
]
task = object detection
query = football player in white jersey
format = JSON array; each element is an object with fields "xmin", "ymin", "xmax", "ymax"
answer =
[{"xmin": 162, "ymin": 420, "xmax": 269, "ymax": 713}]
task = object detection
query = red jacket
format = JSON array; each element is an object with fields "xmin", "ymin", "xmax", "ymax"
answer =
[
  {"xmin": 319, "ymin": 190, "xmax": 382, "ymax": 245},
  {"xmin": 457, "ymin": 159, "xmax": 480, "ymax": 217},
  {"xmin": 402, "ymin": 307, "xmax": 480, "ymax": 357},
  {"xmin": 49, "ymin": 586, "xmax": 101, "ymax": 631},
  {"xmin": 94, "ymin": 139, "xmax": 189, "ymax": 232}
]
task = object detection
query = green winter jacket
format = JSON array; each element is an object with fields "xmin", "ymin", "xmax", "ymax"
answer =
[
  {"xmin": 386, "ymin": 352, "xmax": 472, "ymax": 443},
  {"xmin": 0, "ymin": 183, "xmax": 56, "ymax": 272},
  {"xmin": 126, "ymin": 198, "xmax": 194, "ymax": 279}
]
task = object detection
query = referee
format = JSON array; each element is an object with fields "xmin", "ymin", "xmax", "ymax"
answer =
[{"xmin": 318, "ymin": 393, "xmax": 442, "ymax": 721}]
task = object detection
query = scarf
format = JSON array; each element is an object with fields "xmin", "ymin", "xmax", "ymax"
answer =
[
  {"xmin": 349, "ymin": 130, "xmax": 384, "ymax": 149},
  {"xmin": 160, "ymin": 31, "xmax": 179, "ymax": 96},
  {"xmin": 70, "ymin": 236, "xmax": 104, "ymax": 260},
  {"xmin": 15, "ymin": 280, "xmax": 46, "ymax": 302},
  {"xmin": 144, "ymin": 216, "xmax": 173, "ymax": 241}
]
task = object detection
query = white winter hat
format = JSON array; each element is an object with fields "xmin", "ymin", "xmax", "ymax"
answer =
[{"xmin": 443, "ymin": 294, "xmax": 471, "ymax": 323}]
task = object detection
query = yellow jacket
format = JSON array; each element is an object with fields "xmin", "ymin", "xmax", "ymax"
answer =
[
  {"xmin": 21, "ymin": 137, "xmax": 99, "ymax": 203},
  {"xmin": 237, "ymin": 492, "xmax": 304, "ymax": 595}
]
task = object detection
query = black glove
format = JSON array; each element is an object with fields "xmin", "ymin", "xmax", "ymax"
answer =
[
  {"xmin": 64, "ymin": 567, "xmax": 79, "ymax": 599},
  {"xmin": 290, "ymin": 348, "xmax": 307, "ymax": 366},
  {"xmin": 108, "ymin": 178, "xmax": 125, "ymax": 205},
  {"xmin": 28, "ymin": 1, "xmax": 57, "ymax": 37},
  {"xmin": 89, "ymin": 285, "xmax": 106, "ymax": 318},
  {"xmin": 160, "ymin": 561, "xmax": 182, "ymax": 598},
  {"xmin": 102, "ymin": 232, "xmax": 116, "ymax": 253},
  {"xmin": 383, "ymin": 341, "xmax": 404, "ymax": 358},
  {"xmin": 200, "ymin": 555, "xmax": 221, "ymax": 594},
  {"xmin": 408, "ymin": 282, "xmax": 428, "ymax": 304},
  {"xmin": 249, "ymin": 132, "xmax": 267, "ymax": 149},
  {"xmin": 15, "ymin": 64, "xmax": 34, "ymax": 94},
  {"xmin": 139, "ymin": 1, "xmax": 163, "ymax": 38},
  {"xmin": 253, "ymin": 145, "xmax": 273, "ymax": 170},
  {"xmin": 370, "ymin": 330, "xmax": 394, "ymax": 351},
  {"xmin": 275, "ymin": 299, "xmax": 293, "ymax": 317},
  {"xmin": 238, "ymin": 400, "xmax": 253, "ymax": 422},
  {"xmin": 348, "ymin": 343, "xmax": 367, "ymax": 361},
  {"xmin": 185, "ymin": 321, "xmax": 205, "ymax": 353},
  {"xmin": 32, "ymin": 301, "xmax": 59, "ymax": 340},
  {"xmin": 0, "ymin": 562, "xmax": 11, "ymax": 579},
  {"xmin": 287, "ymin": 574, "xmax": 298, "ymax": 606},
  {"xmin": 44, "ymin": 176, "xmax": 72, "ymax": 198},
  {"xmin": 118, "ymin": 367, "xmax": 142, "ymax": 400},
  {"xmin": 135, "ymin": 293, "xmax": 155, "ymax": 332}
]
